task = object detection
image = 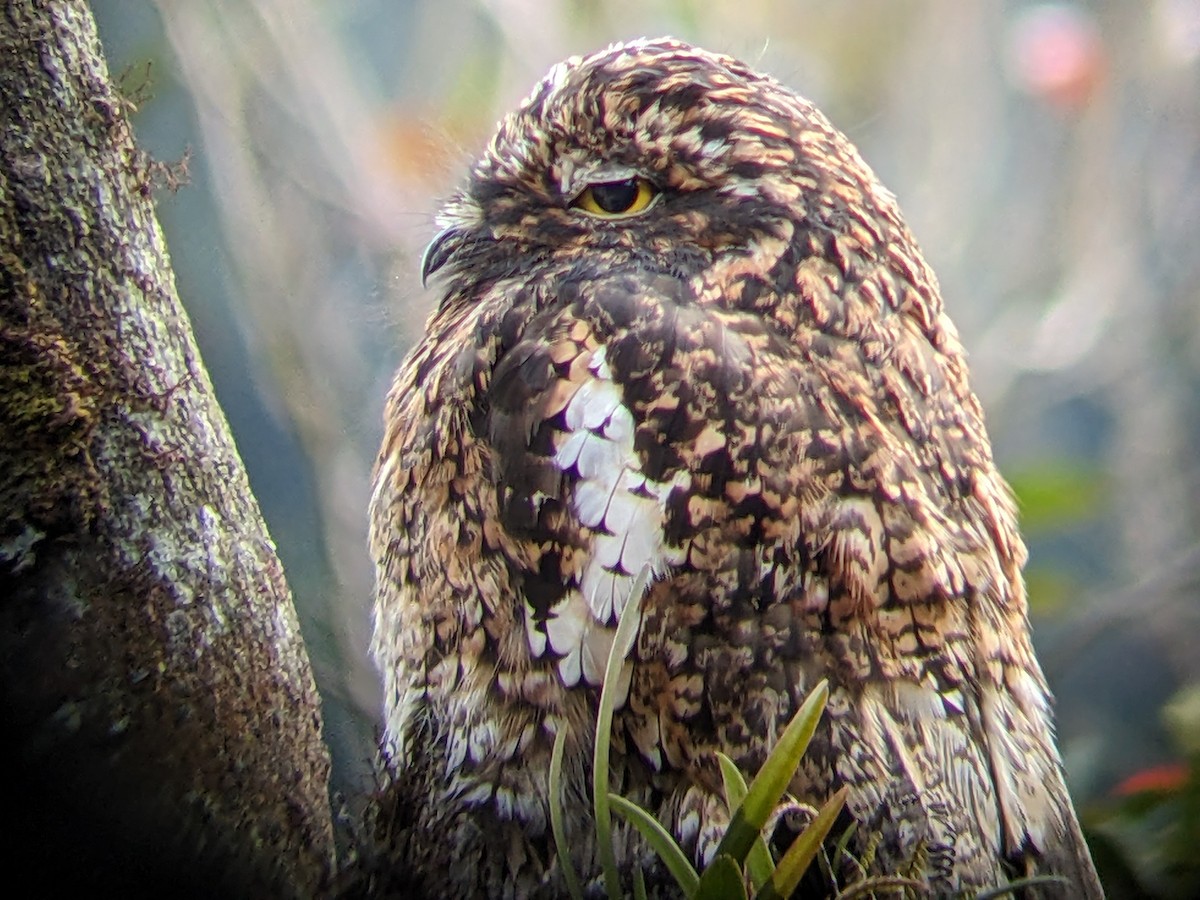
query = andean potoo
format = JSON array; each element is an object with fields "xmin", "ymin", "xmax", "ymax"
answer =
[{"xmin": 369, "ymin": 37, "xmax": 1104, "ymax": 899}]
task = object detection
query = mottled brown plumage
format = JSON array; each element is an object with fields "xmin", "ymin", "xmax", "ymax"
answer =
[{"xmin": 370, "ymin": 38, "xmax": 1103, "ymax": 898}]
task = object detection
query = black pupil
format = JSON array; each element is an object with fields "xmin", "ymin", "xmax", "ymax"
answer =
[{"xmin": 590, "ymin": 178, "xmax": 641, "ymax": 213}]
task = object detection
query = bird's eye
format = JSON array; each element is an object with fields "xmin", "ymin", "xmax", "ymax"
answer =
[{"xmin": 572, "ymin": 177, "xmax": 657, "ymax": 218}]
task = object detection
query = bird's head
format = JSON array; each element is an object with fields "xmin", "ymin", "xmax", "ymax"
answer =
[{"xmin": 422, "ymin": 37, "xmax": 941, "ymax": 348}]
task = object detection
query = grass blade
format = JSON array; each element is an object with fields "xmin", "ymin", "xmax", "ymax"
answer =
[
  {"xmin": 717, "ymin": 752, "xmax": 774, "ymax": 889},
  {"xmin": 594, "ymin": 565, "xmax": 651, "ymax": 900},
  {"xmin": 550, "ymin": 724, "xmax": 585, "ymax": 900},
  {"xmin": 830, "ymin": 819, "xmax": 858, "ymax": 872},
  {"xmin": 758, "ymin": 785, "xmax": 848, "ymax": 900},
  {"xmin": 834, "ymin": 875, "xmax": 927, "ymax": 899},
  {"xmin": 712, "ymin": 680, "xmax": 830, "ymax": 866},
  {"xmin": 633, "ymin": 864, "xmax": 648, "ymax": 900},
  {"xmin": 609, "ymin": 793, "xmax": 700, "ymax": 897},
  {"xmin": 972, "ymin": 875, "xmax": 1068, "ymax": 899}
]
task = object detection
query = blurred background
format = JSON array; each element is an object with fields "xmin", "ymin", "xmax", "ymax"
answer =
[{"xmin": 92, "ymin": 1, "xmax": 1200, "ymax": 895}]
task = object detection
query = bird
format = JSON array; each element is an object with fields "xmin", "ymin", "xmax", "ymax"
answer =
[{"xmin": 369, "ymin": 37, "xmax": 1104, "ymax": 899}]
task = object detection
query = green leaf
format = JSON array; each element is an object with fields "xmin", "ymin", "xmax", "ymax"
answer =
[
  {"xmin": 716, "ymin": 751, "xmax": 750, "ymax": 807},
  {"xmin": 594, "ymin": 565, "xmax": 652, "ymax": 900},
  {"xmin": 609, "ymin": 793, "xmax": 700, "ymax": 897},
  {"xmin": 717, "ymin": 752, "xmax": 774, "ymax": 889},
  {"xmin": 758, "ymin": 785, "xmax": 848, "ymax": 900},
  {"xmin": 1164, "ymin": 682, "xmax": 1200, "ymax": 757},
  {"xmin": 1006, "ymin": 461, "xmax": 1105, "ymax": 534},
  {"xmin": 1023, "ymin": 567, "xmax": 1078, "ymax": 615},
  {"xmin": 549, "ymin": 724, "xmax": 585, "ymax": 900},
  {"xmin": 712, "ymin": 680, "xmax": 830, "ymax": 867},
  {"xmin": 695, "ymin": 854, "xmax": 748, "ymax": 900}
]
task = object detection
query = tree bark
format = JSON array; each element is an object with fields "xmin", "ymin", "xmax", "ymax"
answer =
[{"xmin": 0, "ymin": 1, "xmax": 335, "ymax": 895}]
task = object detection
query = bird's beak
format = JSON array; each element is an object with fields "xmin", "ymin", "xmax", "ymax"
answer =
[{"xmin": 420, "ymin": 225, "xmax": 464, "ymax": 288}]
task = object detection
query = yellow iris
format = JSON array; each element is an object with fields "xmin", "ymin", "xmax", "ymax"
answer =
[{"xmin": 572, "ymin": 177, "xmax": 657, "ymax": 218}]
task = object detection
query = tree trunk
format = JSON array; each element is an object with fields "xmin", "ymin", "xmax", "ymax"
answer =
[{"xmin": 0, "ymin": 1, "xmax": 335, "ymax": 895}]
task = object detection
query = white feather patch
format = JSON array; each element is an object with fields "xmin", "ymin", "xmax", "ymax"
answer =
[
  {"xmin": 545, "ymin": 593, "xmax": 588, "ymax": 655},
  {"xmin": 531, "ymin": 346, "xmax": 689, "ymax": 697}
]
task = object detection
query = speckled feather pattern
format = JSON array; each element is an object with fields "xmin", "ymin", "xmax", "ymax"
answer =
[{"xmin": 370, "ymin": 38, "xmax": 1103, "ymax": 898}]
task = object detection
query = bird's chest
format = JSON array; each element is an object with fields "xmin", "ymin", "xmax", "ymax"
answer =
[{"xmin": 403, "ymin": 285, "xmax": 846, "ymax": 663}]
